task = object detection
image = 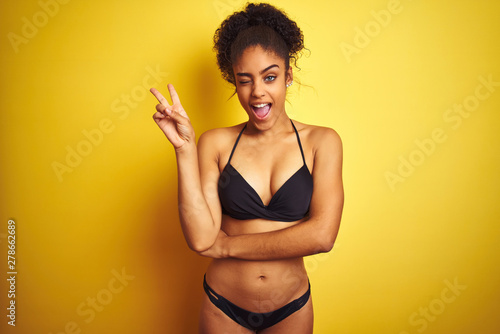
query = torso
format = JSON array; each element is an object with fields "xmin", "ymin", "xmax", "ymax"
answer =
[{"xmin": 205, "ymin": 119, "xmax": 315, "ymax": 313}]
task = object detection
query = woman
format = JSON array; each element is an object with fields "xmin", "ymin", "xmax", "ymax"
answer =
[{"xmin": 150, "ymin": 3, "xmax": 343, "ymax": 333}]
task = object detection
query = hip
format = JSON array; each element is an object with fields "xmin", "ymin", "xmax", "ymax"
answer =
[{"xmin": 205, "ymin": 257, "xmax": 309, "ymax": 313}]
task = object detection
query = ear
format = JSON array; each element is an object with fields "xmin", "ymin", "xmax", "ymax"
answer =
[{"xmin": 286, "ymin": 66, "xmax": 293, "ymax": 86}]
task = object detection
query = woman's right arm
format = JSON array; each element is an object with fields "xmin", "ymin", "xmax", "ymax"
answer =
[{"xmin": 150, "ymin": 85, "xmax": 221, "ymax": 252}]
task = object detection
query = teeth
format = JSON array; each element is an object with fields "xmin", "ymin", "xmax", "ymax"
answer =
[{"xmin": 253, "ymin": 103, "xmax": 269, "ymax": 108}]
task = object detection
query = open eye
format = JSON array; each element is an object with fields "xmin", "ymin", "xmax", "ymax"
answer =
[{"xmin": 264, "ymin": 75, "xmax": 277, "ymax": 82}]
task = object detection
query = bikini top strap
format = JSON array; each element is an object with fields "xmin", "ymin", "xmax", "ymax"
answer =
[
  {"xmin": 290, "ymin": 120, "xmax": 306, "ymax": 165},
  {"xmin": 227, "ymin": 123, "xmax": 247, "ymax": 164}
]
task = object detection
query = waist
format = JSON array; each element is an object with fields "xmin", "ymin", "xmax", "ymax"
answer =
[{"xmin": 206, "ymin": 257, "xmax": 308, "ymax": 313}]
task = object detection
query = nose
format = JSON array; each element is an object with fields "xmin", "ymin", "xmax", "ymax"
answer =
[{"xmin": 251, "ymin": 81, "xmax": 265, "ymax": 97}]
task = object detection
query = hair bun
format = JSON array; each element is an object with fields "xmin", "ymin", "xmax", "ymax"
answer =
[
  {"xmin": 213, "ymin": 3, "xmax": 304, "ymax": 85},
  {"xmin": 248, "ymin": 16, "xmax": 264, "ymax": 26},
  {"xmin": 247, "ymin": 11, "xmax": 264, "ymax": 26}
]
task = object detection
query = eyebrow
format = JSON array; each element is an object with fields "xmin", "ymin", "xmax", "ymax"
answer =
[{"xmin": 236, "ymin": 64, "xmax": 279, "ymax": 77}]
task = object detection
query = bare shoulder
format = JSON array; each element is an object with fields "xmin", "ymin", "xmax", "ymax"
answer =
[
  {"xmin": 292, "ymin": 120, "xmax": 342, "ymax": 153},
  {"xmin": 197, "ymin": 124, "xmax": 246, "ymax": 163},
  {"xmin": 198, "ymin": 123, "xmax": 245, "ymax": 146},
  {"xmin": 293, "ymin": 121, "xmax": 342, "ymax": 179}
]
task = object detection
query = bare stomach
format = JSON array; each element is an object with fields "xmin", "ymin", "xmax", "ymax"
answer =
[{"xmin": 205, "ymin": 215, "xmax": 309, "ymax": 313}]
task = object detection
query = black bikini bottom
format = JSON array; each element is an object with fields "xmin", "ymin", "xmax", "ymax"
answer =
[{"xmin": 203, "ymin": 274, "xmax": 311, "ymax": 331}]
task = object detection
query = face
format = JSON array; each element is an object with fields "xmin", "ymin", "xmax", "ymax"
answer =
[{"xmin": 232, "ymin": 45, "xmax": 293, "ymax": 130}]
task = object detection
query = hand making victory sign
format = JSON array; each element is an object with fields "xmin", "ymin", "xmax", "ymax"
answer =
[{"xmin": 150, "ymin": 84, "xmax": 194, "ymax": 150}]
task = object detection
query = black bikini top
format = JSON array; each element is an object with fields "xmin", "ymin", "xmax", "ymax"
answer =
[{"xmin": 218, "ymin": 120, "xmax": 313, "ymax": 222}]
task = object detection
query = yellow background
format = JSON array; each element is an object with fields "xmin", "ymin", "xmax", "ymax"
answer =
[{"xmin": 1, "ymin": 0, "xmax": 499, "ymax": 333}]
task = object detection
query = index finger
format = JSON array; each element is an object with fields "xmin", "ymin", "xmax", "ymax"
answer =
[
  {"xmin": 150, "ymin": 87, "xmax": 171, "ymax": 108},
  {"xmin": 167, "ymin": 84, "xmax": 181, "ymax": 106}
]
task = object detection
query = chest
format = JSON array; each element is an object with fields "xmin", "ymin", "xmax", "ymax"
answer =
[{"xmin": 222, "ymin": 140, "xmax": 308, "ymax": 205}]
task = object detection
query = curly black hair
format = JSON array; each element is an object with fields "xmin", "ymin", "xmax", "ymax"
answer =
[{"xmin": 213, "ymin": 2, "xmax": 304, "ymax": 85}]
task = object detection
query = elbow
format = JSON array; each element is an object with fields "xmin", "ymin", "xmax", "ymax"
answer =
[
  {"xmin": 317, "ymin": 236, "xmax": 335, "ymax": 253},
  {"xmin": 310, "ymin": 214, "xmax": 341, "ymax": 253},
  {"xmin": 181, "ymin": 226, "xmax": 218, "ymax": 254},
  {"xmin": 186, "ymin": 234, "xmax": 216, "ymax": 253},
  {"xmin": 188, "ymin": 239, "xmax": 213, "ymax": 253},
  {"xmin": 315, "ymin": 226, "xmax": 339, "ymax": 254}
]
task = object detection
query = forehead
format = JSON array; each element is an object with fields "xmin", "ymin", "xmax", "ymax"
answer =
[{"xmin": 233, "ymin": 46, "xmax": 285, "ymax": 73}]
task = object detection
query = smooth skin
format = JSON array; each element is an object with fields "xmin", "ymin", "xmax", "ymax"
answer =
[{"xmin": 151, "ymin": 46, "xmax": 343, "ymax": 333}]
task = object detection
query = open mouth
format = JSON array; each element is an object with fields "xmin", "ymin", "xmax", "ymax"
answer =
[{"xmin": 251, "ymin": 103, "xmax": 272, "ymax": 119}]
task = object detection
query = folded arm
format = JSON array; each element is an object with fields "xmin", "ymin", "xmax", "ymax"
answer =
[{"xmin": 200, "ymin": 127, "xmax": 344, "ymax": 260}]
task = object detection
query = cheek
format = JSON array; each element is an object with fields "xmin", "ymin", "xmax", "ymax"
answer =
[
  {"xmin": 235, "ymin": 88, "xmax": 249, "ymax": 109},
  {"xmin": 272, "ymin": 85, "xmax": 287, "ymax": 100}
]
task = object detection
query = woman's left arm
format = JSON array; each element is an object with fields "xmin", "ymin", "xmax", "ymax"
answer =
[{"xmin": 200, "ymin": 127, "xmax": 344, "ymax": 260}]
